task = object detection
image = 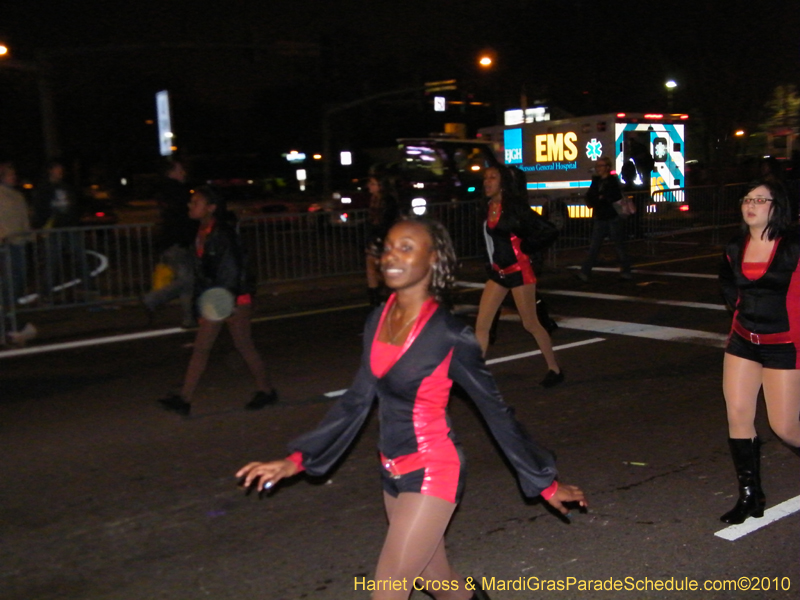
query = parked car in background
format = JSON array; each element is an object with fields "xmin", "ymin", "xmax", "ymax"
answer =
[{"xmin": 80, "ymin": 184, "xmax": 119, "ymax": 226}]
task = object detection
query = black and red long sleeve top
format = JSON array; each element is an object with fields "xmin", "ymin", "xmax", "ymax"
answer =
[
  {"xmin": 287, "ymin": 296, "xmax": 558, "ymax": 499},
  {"xmin": 719, "ymin": 231, "xmax": 800, "ymax": 353}
]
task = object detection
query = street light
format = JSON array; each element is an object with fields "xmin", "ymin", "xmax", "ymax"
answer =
[{"xmin": 665, "ymin": 80, "xmax": 677, "ymax": 111}]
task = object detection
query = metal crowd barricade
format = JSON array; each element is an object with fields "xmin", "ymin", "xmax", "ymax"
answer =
[
  {"xmin": 6, "ymin": 224, "xmax": 157, "ymax": 317},
  {"xmin": 3, "ymin": 181, "xmax": 794, "ymax": 335},
  {"xmin": 0, "ymin": 244, "xmax": 11, "ymax": 340}
]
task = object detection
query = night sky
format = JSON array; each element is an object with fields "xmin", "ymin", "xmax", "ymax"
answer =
[{"xmin": 1, "ymin": 0, "xmax": 798, "ymax": 182}]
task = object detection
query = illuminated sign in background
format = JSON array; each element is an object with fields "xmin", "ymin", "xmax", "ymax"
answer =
[
  {"xmin": 155, "ymin": 90, "xmax": 173, "ymax": 157},
  {"xmin": 503, "ymin": 129, "xmax": 523, "ymax": 164}
]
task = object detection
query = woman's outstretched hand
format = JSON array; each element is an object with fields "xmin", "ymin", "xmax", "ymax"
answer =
[
  {"xmin": 545, "ymin": 482, "xmax": 588, "ymax": 516},
  {"xmin": 236, "ymin": 459, "xmax": 298, "ymax": 494}
]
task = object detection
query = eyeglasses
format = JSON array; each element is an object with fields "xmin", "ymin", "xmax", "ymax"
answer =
[{"xmin": 740, "ymin": 196, "xmax": 773, "ymax": 205}]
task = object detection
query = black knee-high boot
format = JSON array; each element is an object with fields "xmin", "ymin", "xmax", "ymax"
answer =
[{"xmin": 720, "ymin": 437, "xmax": 766, "ymax": 524}]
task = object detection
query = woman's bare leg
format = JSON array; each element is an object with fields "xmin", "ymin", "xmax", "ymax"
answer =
[
  {"xmin": 511, "ymin": 283, "xmax": 560, "ymax": 372},
  {"xmin": 722, "ymin": 353, "xmax": 763, "ymax": 439},
  {"xmin": 180, "ymin": 318, "xmax": 225, "ymax": 401},
  {"xmin": 762, "ymin": 368, "xmax": 800, "ymax": 446},
  {"xmin": 375, "ymin": 492, "xmax": 471, "ymax": 600},
  {"xmin": 475, "ymin": 280, "xmax": 508, "ymax": 356},
  {"xmin": 226, "ymin": 304, "xmax": 272, "ymax": 392}
]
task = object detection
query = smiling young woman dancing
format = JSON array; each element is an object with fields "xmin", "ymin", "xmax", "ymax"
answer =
[
  {"xmin": 718, "ymin": 179, "xmax": 800, "ymax": 524},
  {"xmin": 237, "ymin": 217, "xmax": 587, "ymax": 600}
]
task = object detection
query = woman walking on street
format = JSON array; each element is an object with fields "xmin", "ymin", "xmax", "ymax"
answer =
[
  {"xmin": 237, "ymin": 217, "xmax": 586, "ymax": 600},
  {"xmin": 718, "ymin": 179, "xmax": 800, "ymax": 524},
  {"xmin": 157, "ymin": 186, "xmax": 277, "ymax": 416},
  {"xmin": 473, "ymin": 165, "xmax": 563, "ymax": 387}
]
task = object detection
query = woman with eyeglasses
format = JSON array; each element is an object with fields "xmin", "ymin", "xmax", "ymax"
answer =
[{"xmin": 718, "ymin": 179, "xmax": 800, "ymax": 524}]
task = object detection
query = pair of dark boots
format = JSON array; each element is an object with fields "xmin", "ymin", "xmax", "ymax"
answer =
[{"xmin": 720, "ymin": 437, "xmax": 766, "ymax": 524}]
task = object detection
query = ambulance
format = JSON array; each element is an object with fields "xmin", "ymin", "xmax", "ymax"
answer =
[{"xmin": 477, "ymin": 111, "xmax": 688, "ymax": 224}]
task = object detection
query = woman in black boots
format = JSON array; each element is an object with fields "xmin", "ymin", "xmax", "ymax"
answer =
[{"xmin": 719, "ymin": 179, "xmax": 800, "ymax": 524}]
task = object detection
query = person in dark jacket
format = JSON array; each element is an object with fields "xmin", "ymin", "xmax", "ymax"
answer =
[
  {"xmin": 32, "ymin": 160, "xmax": 90, "ymax": 297},
  {"xmin": 143, "ymin": 158, "xmax": 198, "ymax": 328},
  {"xmin": 365, "ymin": 166, "xmax": 401, "ymax": 306},
  {"xmin": 717, "ymin": 179, "xmax": 800, "ymax": 525},
  {"xmin": 474, "ymin": 165, "xmax": 563, "ymax": 388},
  {"xmin": 578, "ymin": 156, "xmax": 632, "ymax": 281},
  {"xmin": 157, "ymin": 186, "xmax": 276, "ymax": 416},
  {"xmin": 237, "ymin": 217, "xmax": 586, "ymax": 600}
]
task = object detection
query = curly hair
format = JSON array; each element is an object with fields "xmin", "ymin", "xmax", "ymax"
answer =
[{"xmin": 398, "ymin": 216, "xmax": 457, "ymax": 305}]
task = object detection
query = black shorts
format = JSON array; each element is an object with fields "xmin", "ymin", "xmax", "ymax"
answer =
[
  {"xmin": 380, "ymin": 459, "xmax": 466, "ymax": 504},
  {"xmin": 725, "ymin": 332, "xmax": 799, "ymax": 370}
]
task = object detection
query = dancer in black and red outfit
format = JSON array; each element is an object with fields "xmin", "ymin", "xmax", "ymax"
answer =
[
  {"xmin": 474, "ymin": 165, "xmax": 563, "ymax": 388},
  {"xmin": 718, "ymin": 179, "xmax": 800, "ymax": 524},
  {"xmin": 237, "ymin": 217, "xmax": 586, "ymax": 600},
  {"xmin": 157, "ymin": 186, "xmax": 277, "ymax": 416}
]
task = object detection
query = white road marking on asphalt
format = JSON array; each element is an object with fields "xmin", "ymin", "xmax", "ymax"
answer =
[
  {"xmin": 484, "ymin": 337, "xmax": 606, "ymax": 365},
  {"xmin": 565, "ymin": 266, "xmax": 717, "ymax": 279},
  {"xmin": 543, "ymin": 290, "xmax": 727, "ymax": 311},
  {"xmin": 323, "ymin": 337, "xmax": 607, "ymax": 398},
  {"xmin": 456, "ymin": 280, "xmax": 727, "ymax": 311},
  {"xmin": 553, "ymin": 316, "xmax": 728, "ymax": 347},
  {"xmin": 0, "ymin": 327, "xmax": 186, "ymax": 359},
  {"xmin": 0, "ymin": 304, "xmax": 367, "ymax": 360},
  {"xmin": 714, "ymin": 495, "xmax": 800, "ymax": 541}
]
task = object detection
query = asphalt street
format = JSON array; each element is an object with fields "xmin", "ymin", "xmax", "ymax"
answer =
[{"xmin": 1, "ymin": 238, "xmax": 798, "ymax": 600}]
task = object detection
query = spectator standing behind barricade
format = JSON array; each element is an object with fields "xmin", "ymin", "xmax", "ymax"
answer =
[
  {"xmin": 157, "ymin": 186, "xmax": 277, "ymax": 416},
  {"xmin": 365, "ymin": 166, "xmax": 401, "ymax": 307},
  {"xmin": 0, "ymin": 162, "xmax": 36, "ymax": 345},
  {"xmin": 32, "ymin": 160, "xmax": 90, "ymax": 299},
  {"xmin": 718, "ymin": 179, "xmax": 800, "ymax": 525},
  {"xmin": 577, "ymin": 155, "xmax": 632, "ymax": 282},
  {"xmin": 143, "ymin": 158, "xmax": 198, "ymax": 328},
  {"xmin": 473, "ymin": 165, "xmax": 563, "ymax": 388},
  {"xmin": 236, "ymin": 217, "xmax": 587, "ymax": 600}
]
